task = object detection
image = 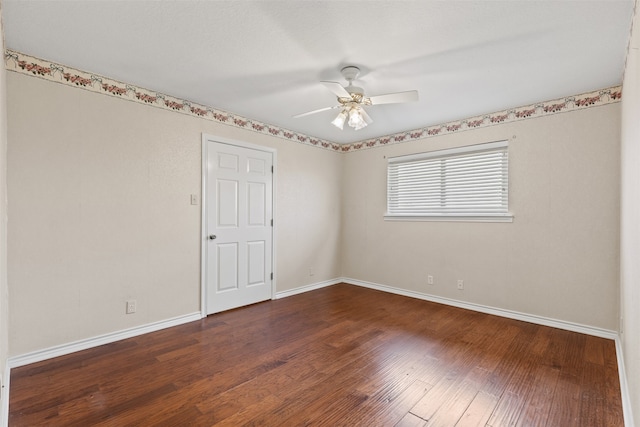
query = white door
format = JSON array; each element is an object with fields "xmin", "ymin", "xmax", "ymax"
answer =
[{"xmin": 205, "ymin": 140, "xmax": 273, "ymax": 314}]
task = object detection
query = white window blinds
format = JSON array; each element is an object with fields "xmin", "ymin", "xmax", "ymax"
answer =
[{"xmin": 386, "ymin": 141, "xmax": 511, "ymax": 221}]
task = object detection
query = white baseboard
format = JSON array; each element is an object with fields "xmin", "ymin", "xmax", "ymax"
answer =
[
  {"xmin": 341, "ymin": 278, "xmax": 635, "ymax": 423},
  {"xmin": 341, "ymin": 277, "xmax": 618, "ymax": 340},
  {"xmin": 274, "ymin": 278, "xmax": 342, "ymax": 299},
  {"xmin": 2, "ymin": 280, "xmax": 628, "ymax": 427},
  {"xmin": 8, "ymin": 312, "xmax": 201, "ymax": 369},
  {"xmin": 1, "ymin": 360, "xmax": 9, "ymax": 427},
  {"xmin": 615, "ymin": 337, "xmax": 635, "ymax": 427}
]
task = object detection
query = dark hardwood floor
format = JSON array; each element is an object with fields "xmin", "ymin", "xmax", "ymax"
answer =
[{"xmin": 10, "ymin": 284, "xmax": 623, "ymax": 426}]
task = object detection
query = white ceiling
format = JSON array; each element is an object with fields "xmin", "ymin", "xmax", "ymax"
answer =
[{"xmin": 2, "ymin": 1, "xmax": 635, "ymax": 144}]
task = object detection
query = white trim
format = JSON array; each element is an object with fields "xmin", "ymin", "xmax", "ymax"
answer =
[
  {"xmin": 274, "ymin": 278, "xmax": 343, "ymax": 300},
  {"xmin": 1, "ymin": 279, "xmax": 630, "ymax": 427},
  {"xmin": 7, "ymin": 312, "xmax": 201, "ymax": 369},
  {"xmin": 1, "ymin": 360, "xmax": 9, "ymax": 427},
  {"xmin": 270, "ymin": 153, "xmax": 278, "ymax": 301},
  {"xmin": 200, "ymin": 134, "xmax": 277, "ymax": 315},
  {"xmin": 342, "ymin": 278, "xmax": 618, "ymax": 340},
  {"xmin": 386, "ymin": 141, "xmax": 510, "ymax": 220},
  {"xmin": 384, "ymin": 214, "xmax": 514, "ymax": 223},
  {"xmin": 615, "ymin": 337, "xmax": 635, "ymax": 427},
  {"xmin": 252, "ymin": 276, "xmax": 634, "ymax": 426},
  {"xmin": 388, "ymin": 140, "xmax": 509, "ymax": 163},
  {"xmin": 200, "ymin": 137, "xmax": 208, "ymax": 317}
]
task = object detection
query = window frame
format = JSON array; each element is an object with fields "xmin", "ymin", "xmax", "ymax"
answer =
[{"xmin": 384, "ymin": 140, "xmax": 513, "ymax": 223}]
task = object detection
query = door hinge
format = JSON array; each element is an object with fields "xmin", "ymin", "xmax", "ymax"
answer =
[
  {"xmin": 271, "ymin": 219, "xmax": 273, "ymax": 226},
  {"xmin": 270, "ymin": 273, "xmax": 273, "ymax": 280},
  {"xmin": 271, "ymin": 166, "xmax": 274, "ymax": 173}
]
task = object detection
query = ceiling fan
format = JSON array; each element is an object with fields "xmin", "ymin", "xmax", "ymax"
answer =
[{"xmin": 293, "ymin": 66, "xmax": 419, "ymax": 131}]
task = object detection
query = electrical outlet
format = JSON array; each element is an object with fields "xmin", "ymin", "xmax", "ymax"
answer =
[
  {"xmin": 309, "ymin": 267, "xmax": 315, "ymax": 276},
  {"xmin": 126, "ymin": 300, "xmax": 137, "ymax": 314},
  {"xmin": 427, "ymin": 275, "xmax": 434, "ymax": 285},
  {"xmin": 457, "ymin": 280, "xmax": 464, "ymax": 290}
]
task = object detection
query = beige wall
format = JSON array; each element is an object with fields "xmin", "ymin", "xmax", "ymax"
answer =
[
  {"xmin": 621, "ymin": 0, "xmax": 640, "ymax": 423},
  {"xmin": 6, "ymin": 72, "xmax": 342, "ymax": 356},
  {"xmin": 0, "ymin": 0, "xmax": 10, "ymax": 400},
  {"xmin": 4, "ymin": 48, "xmax": 624, "ymax": 366},
  {"xmin": 342, "ymin": 105, "xmax": 620, "ymax": 331}
]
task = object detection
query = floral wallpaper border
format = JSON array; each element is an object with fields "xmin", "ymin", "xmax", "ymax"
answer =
[{"xmin": 5, "ymin": 49, "xmax": 622, "ymax": 153}]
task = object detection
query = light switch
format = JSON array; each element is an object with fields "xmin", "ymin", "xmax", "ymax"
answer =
[{"xmin": 190, "ymin": 194, "xmax": 199, "ymax": 205}]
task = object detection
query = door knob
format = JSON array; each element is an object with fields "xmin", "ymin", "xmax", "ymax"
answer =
[{"xmin": 209, "ymin": 235, "xmax": 217, "ymax": 240}]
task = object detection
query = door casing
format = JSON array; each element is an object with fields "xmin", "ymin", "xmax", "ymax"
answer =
[{"xmin": 200, "ymin": 134, "xmax": 277, "ymax": 317}]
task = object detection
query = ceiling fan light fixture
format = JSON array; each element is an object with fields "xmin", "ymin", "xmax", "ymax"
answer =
[
  {"xmin": 348, "ymin": 107, "xmax": 368, "ymax": 130},
  {"xmin": 331, "ymin": 110, "xmax": 348, "ymax": 130},
  {"xmin": 354, "ymin": 120, "xmax": 367, "ymax": 131},
  {"xmin": 294, "ymin": 64, "xmax": 416, "ymax": 132}
]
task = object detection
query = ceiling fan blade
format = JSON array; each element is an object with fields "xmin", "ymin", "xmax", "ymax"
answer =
[
  {"xmin": 368, "ymin": 90, "xmax": 419, "ymax": 105},
  {"xmin": 360, "ymin": 108, "xmax": 373, "ymax": 124},
  {"xmin": 292, "ymin": 105, "xmax": 338, "ymax": 118},
  {"xmin": 320, "ymin": 81, "xmax": 352, "ymax": 98}
]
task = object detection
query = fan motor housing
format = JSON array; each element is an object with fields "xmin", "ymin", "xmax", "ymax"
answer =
[
  {"xmin": 341, "ymin": 88, "xmax": 364, "ymax": 104},
  {"xmin": 341, "ymin": 66, "xmax": 361, "ymax": 82}
]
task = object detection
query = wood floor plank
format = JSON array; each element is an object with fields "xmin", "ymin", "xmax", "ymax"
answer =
[
  {"xmin": 546, "ymin": 372, "xmax": 582, "ymax": 427},
  {"xmin": 360, "ymin": 379, "xmax": 433, "ymax": 426},
  {"xmin": 545, "ymin": 331, "xmax": 588, "ymax": 427},
  {"xmin": 409, "ymin": 365, "xmax": 474, "ymax": 421},
  {"xmin": 579, "ymin": 361, "xmax": 606, "ymax": 426},
  {"xmin": 456, "ymin": 390, "xmax": 499, "ymax": 427},
  {"xmin": 395, "ymin": 412, "xmax": 427, "ymax": 427},
  {"xmin": 486, "ymin": 343, "xmax": 541, "ymax": 426},
  {"xmin": 514, "ymin": 364, "xmax": 560, "ymax": 426},
  {"xmin": 196, "ymin": 394, "xmax": 284, "ymax": 427},
  {"xmin": 9, "ymin": 283, "xmax": 623, "ymax": 426},
  {"xmin": 604, "ymin": 342, "xmax": 625, "ymax": 426},
  {"xmin": 420, "ymin": 323, "xmax": 519, "ymax": 425},
  {"xmin": 427, "ymin": 375, "xmax": 488, "ymax": 426},
  {"xmin": 529, "ymin": 325, "xmax": 553, "ymax": 357},
  {"xmin": 542, "ymin": 328, "xmax": 571, "ymax": 371},
  {"xmin": 584, "ymin": 335, "xmax": 606, "ymax": 366}
]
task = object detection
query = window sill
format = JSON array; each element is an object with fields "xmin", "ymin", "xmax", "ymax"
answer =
[{"xmin": 383, "ymin": 213, "xmax": 514, "ymax": 223}]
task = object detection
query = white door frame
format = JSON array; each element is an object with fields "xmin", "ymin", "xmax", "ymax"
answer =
[{"xmin": 200, "ymin": 134, "xmax": 277, "ymax": 317}]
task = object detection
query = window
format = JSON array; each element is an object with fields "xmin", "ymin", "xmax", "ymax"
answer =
[{"xmin": 385, "ymin": 141, "xmax": 512, "ymax": 222}]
